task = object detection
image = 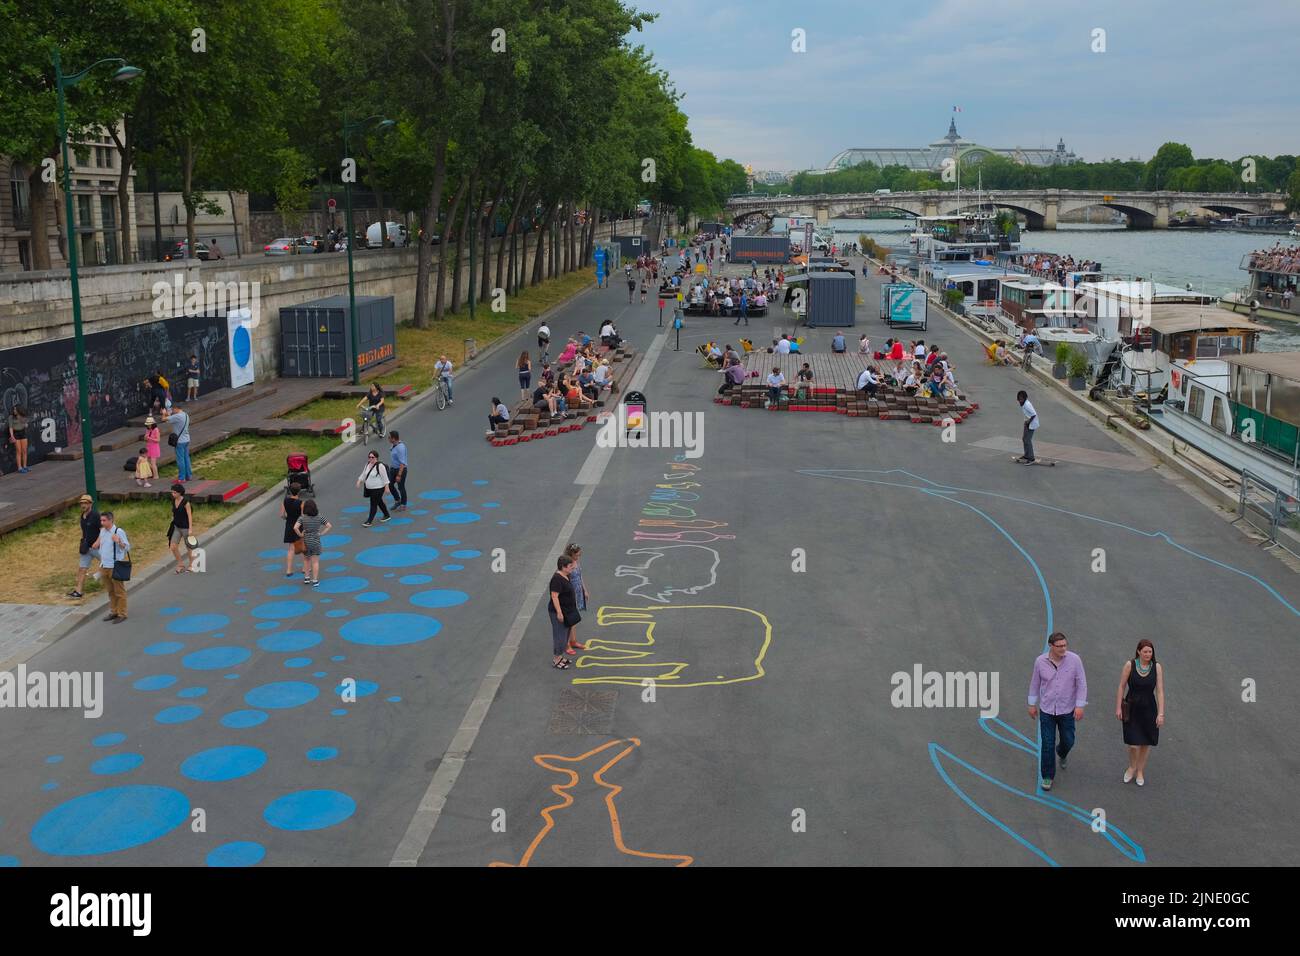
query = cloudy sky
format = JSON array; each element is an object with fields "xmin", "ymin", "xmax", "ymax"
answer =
[{"xmin": 634, "ymin": 0, "xmax": 1300, "ymax": 170}]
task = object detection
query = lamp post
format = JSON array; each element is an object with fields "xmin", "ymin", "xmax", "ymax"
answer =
[
  {"xmin": 341, "ymin": 112, "xmax": 395, "ymax": 385},
  {"xmin": 53, "ymin": 48, "xmax": 142, "ymax": 501}
]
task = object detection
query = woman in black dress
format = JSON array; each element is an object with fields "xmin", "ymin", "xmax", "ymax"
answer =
[
  {"xmin": 280, "ymin": 482, "xmax": 305, "ymax": 578},
  {"xmin": 167, "ymin": 483, "xmax": 194, "ymax": 573},
  {"xmin": 1115, "ymin": 639, "xmax": 1164, "ymax": 787}
]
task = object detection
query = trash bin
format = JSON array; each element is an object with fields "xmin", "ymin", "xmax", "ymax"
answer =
[
  {"xmin": 623, "ymin": 389, "xmax": 647, "ymax": 439},
  {"xmin": 464, "ymin": 338, "xmax": 478, "ymax": 363}
]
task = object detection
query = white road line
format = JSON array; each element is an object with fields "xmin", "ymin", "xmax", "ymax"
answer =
[{"xmin": 389, "ymin": 328, "xmax": 669, "ymax": 866}]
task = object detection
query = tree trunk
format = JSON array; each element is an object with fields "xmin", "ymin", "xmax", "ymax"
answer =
[
  {"xmin": 530, "ymin": 200, "xmax": 553, "ymax": 286},
  {"xmin": 498, "ymin": 182, "xmax": 529, "ymax": 294},
  {"xmin": 413, "ymin": 137, "xmax": 449, "ymax": 328},
  {"xmin": 182, "ymin": 137, "xmax": 197, "ymax": 250},
  {"xmin": 434, "ymin": 174, "xmax": 470, "ymax": 322},
  {"xmin": 110, "ymin": 120, "xmax": 134, "ymax": 263},
  {"xmin": 450, "ymin": 172, "xmax": 477, "ymax": 313},
  {"xmin": 28, "ymin": 163, "xmax": 55, "ymax": 271},
  {"xmin": 480, "ymin": 178, "xmax": 505, "ymax": 303}
]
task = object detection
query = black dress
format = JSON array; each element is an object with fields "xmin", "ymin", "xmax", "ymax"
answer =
[
  {"xmin": 1123, "ymin": 661, "xmax": 1159, "ymax": 746},
  {"xmin": 283, "ymin": 496, "xmax": 303, "ymax": 544}
]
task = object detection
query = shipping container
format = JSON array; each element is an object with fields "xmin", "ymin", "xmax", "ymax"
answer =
[
  {"xmin": 279, "ymin": 295, "xmax": 396, "ymax": 377},
  {"xmin": 613, "ymin": 235, "xmax": 648, "ymax": 260},
  {"xmin": 699, "ymin": 221, "xmax": 725, "ymax": 236},
  {"xmin": 805, "ymin": 272, "xmax": 857, "ymax": 327},
  {"xmin": 729, "ymin": 235, "xmax": 790, "ymax": 264}
]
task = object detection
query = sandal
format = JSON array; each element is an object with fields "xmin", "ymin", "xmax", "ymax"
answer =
[
  {"xmin": 565, "ymin": 647, "xmax": 578, "ymax": 655},
  {"xmin": 552, "ymin": 659, "xmax": 570, "ymax": 669},
  {"xmin": 68, "ymin": 590, "xmax": 84, "ymax": 599},
  {"xmin": 569, "ymin": 642, "xmax": 587, "ymax": 650},
  {"xmin": 174, "ymin": 567, "xmax": 186, "ymax": 574}
]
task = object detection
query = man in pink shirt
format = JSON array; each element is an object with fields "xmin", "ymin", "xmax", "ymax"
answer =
[{"xmin": 1027, "ymin": 631, "xmax": 1088, "ymax": 791}]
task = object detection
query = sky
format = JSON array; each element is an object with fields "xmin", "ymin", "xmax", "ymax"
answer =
[{"xmin": 633, "ymin": 0, "xmax": 1300, "ymax": 171}]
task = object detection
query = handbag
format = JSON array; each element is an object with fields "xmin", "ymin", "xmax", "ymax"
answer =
[
  {"xmin": 111, "ymin": 539, "xmax": 132, "ymax": 582},
  {"xmin": 167, "ymin": 432, "xmax": 179, "ymax": 447},
  {"xmin": 292, "ymin": 538, "xmax": 306, "ymax": 554},
  {"xmin": 562, "ymin": 608, "xmax": 582, "ymax": 628}
]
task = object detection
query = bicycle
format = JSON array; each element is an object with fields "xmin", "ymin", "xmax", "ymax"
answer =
[
  {"xmin": 433, "ymin": 377, "xmax": 449, "ymax": 411},
  {"xmin": 359, "ymin": 406, "xmax": 385, "ymax": 445}
]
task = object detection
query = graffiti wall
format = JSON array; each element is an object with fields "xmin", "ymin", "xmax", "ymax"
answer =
[{"xmin": 0, "ymin": 314, "xmax": 229, "ymax": 471}]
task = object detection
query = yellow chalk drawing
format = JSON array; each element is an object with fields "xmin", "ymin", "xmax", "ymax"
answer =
[
  {"xmin": 654, "ymin": 481, "xmax": 700, "ymax": 490},
  {"xmin": 572, "ymin": 604, "xmax": 773, "ymax": 688},
  {"xmin": 489, "ymin": 738, "xmax": 694, "ymax": 867}
]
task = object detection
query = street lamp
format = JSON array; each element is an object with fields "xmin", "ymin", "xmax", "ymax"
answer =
[
  {"xmin": 341, "ymin": 113, "xmax": 395, "ymax": 385},
  {"xmin": 53, "ymin": 48, "xmax": 143, "ymax": 502}
]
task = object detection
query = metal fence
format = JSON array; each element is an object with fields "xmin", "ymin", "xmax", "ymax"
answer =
[{"xmin": 1235, "ymin": 469, "xmax": 1300, "ymax": 558}]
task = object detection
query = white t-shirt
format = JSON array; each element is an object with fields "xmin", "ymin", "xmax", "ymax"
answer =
[
  {"xmin": 776, "ymin": 339, "xmax": 791, "ymax": 354},
  {"xmin": 767, "ymin": 372, "xmax": 785, "ymax": 388},
  {"xmin": 856, "ymin": 369, "xmax": 877, "ymax": 389},
  {"xmin": 493, "ymin": 402, "xmax": 510, "ymax": 421},
  {"xmin": 600, "ymin": 323, "xmax": 613, "ymax": 337},
  {"xmin": 435, "ymin": 359, "xmax": 453, "ymax": 380},
  {"xmin": 1022, "ymin": 400, "xmax": 1039, "ymax": 430},
  {"xmin": 538, "ymin": 324, "xmax": 550, "ymax": 340},
  {"xmin": 915, "ymin": 345, "xmax": 926, "ymax": 359}
]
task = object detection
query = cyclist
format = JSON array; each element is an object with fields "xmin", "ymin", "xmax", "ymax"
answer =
[
  {"xmin": 434, "ymin": 354, "xmax": 455, "ymax": 405},
  {"xmin": 356, "ymin": 382, "xmax": 386, "ymax": 436}
]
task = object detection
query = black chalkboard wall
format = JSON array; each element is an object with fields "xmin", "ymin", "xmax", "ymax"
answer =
[{"xmin": 0, "ymin": 314, "xmax": 230, "ymax": 471}]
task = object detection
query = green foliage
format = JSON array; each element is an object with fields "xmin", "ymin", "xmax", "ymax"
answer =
[
  {"xmin": 1054, "ymin": 342, "xmax": 1073, "ymax": 365},
  {"xmin": 1067, "ymin": 348, "xmax": 1089, "ymax": 379}
]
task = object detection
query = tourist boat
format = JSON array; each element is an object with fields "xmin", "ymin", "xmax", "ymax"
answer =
[
  {"xmin": 1220, "ymin": 245, "xmax": 1300, "ymax": 324},
  {"xmin": 908, "ymin": 213, "xmax": 1016, "ymax": 263}
]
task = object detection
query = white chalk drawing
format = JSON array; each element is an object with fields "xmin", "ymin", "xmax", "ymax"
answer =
[{"xmin": 615, "ymin": 545, "xmax": 721, "ymax": 603}]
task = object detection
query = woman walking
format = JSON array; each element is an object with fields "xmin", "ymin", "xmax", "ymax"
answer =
[
  {"xmin": 143, "ymin": 416, "xmax": 161, "ymax": 482},
  {"xmin": 1116, "ymin": 639, "xmax": 1164, "ymax": 787},
  {"xmin": 166, "ymin": 483, "xmax": 193, "ymax": 573},
  {"xmin": 517, "ymin": 350, "xmax": 532, "ymax": 402},
  {"xmin": 563, "ymin": 543, "xmax": 589, "ymax": 656},
  {"xmin": 281, "ymin": 482, "xmax": 306, "ymax": 578},
  {"xmin": 356, "ymin": 450, "xmax": 391, "ymax": 527},
  {"xmin": 8, "ymin": 405, "xmax": 29, "ymax": 473},
  {"xmin": 547, "ymin": 555, "xmax": 581, "ymax": 669},
  {"xmin": 293, "ymin": 499, "xmax": 332, "ymax": 586}
]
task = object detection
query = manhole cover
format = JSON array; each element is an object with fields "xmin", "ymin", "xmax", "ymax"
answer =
[{"xmin": 548, "ymin": 687, "xmax": 618, "ymax": 735}]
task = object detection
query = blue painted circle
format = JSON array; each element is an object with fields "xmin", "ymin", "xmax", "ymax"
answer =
[
  {"xmin": 442, "ymin": 564, "xmax": 464, "ymax": 571},
  {"xmin": 355, "ymin": 545, "xmax": 439, "ymax": 568},
  {"xmin": 266, "ymin": 584, "xmax": 300, "ymax": 596},
  {"xmin": 160, "ymin": 606, "xmax": 182, "ymax": 615},
  {"xmin": 177, "ymin": 687, "xmax": 208, "ymax": 699},
  {"xmin": 325, "ymin": 609, "xmax": 350, "ymax": 618},
  {"xmin": 436, "ymin": 512, "xmax": 481, "ymax": 525},
  {"xmin": 472, "ymin": 479, "xmax": 489, "ymax": 486},
  {"xmin": 0, "ymin": 856, "xmax": 18, "ymax": 866},
  {"xmin": 182, "ymin": 646, "xmax": 251, "ymax": 671},
  {"xmin": 206, "ymin": 841, "xmax": 265, "ymax": 867},
  {"xmin": 331, "ymin": 709, "xmax": 347, "ymax": 716},
  {"xmin": 284, "ymin": 657, "xmax": 312, "ymax": 668},
  {"xmin": 166, "ymin": 614, "xmax": 229, "ymax": 634},
  {"xmin": 264, "ymin": 790, "xmax": 356, "ymax": 831},
  {"xmin": 42, "ymin": 782, "xmax": 58, "ymax": 791},
  {"xmin": 155, "ymin": 705, "xmax": 203, "ymax": 724},
  {"xmin": 399, "ymin": 574, "xmax": 433, "ymax": 585},
  {"xmin": 144, "ymin": 641, "xmax": 184, "ymax": 655},
  {"xmin": 252, "ymin": 601, "xmax": 312, "ymax": 620},
  {"xmin": 220, "ymin": 710, "xmax": 268, "ymax": 729},
  {"xmin": 307, "ymin": 747, "xmax": 338, "ymax": 761},
  {"xmin": 410, "ymin": 589, "xmax": 469, "ymax": 609},
  {"xmin": 92, "ymin": 733, "xmax": 126, "ymax": 748},
  {"xmin": 91, "ymin": 753, "xmax": 143, "ymax": 775},
  {"xmin": 450, "ymin": 550, "xmax": 482, "ymax": 559},
  {"xmin": 355, "ymin": 591, "xmax": 389, "ymax": 604},
  {"xmin": 406, "ymin": 533, "xmax": 427, "ymax": 539},
  {"xmin": 116, "ymin": 670, "xmax": 132, "ymax": 677},
  {"xmin": 440, "ymin": 502, "xmax": 469, "ymax": 510},
  {"xmin": 31, "ymin": 786, "xmax": 190, "ymax": 856},
  {"xmin": 223, "ymin": 673, "xmax": 241, "ymax": 680},
  {"xmin": 334, "ymin": 680, "xmax": 378, "ymax": 699},
  {"xmin": 340, "ymin": 613, "xmax": 441, "ymax": 646},
  {"xmin": 46, "ymin": 755, "xmax": 64, "ymax": 764},
  {"xmin": 314, "ymin": 576, "xmax": 368, "ymax": 594},
  {"xmin": 387, "ymin": 695, "xmax": 402, "ymax": 702},
  {"xmin": 256, "ymin": 630, "xmax": 321, "ymax": 653},
  {"xmin": 482, "ymin": 501, "xmax": 501, "ymax": 508},
  {"xmin": 320, "ymin": 534, "xmax": 351, "ymax": 548},
  {"xmin": 181, "ymin": 746, "xmax": 267, "ymax": 782},
  {"xmin": 255, "ymin": 621, "xmax": 280, "ymax": 630},
  {"xmin": 439, "ymin": 540, "xmax": 460, "ymax": 546},
  {"xmin": 233, "ymin": 325, "xmax": 252, "ymax": 367},
  {"xmin": 244, "ymin": 681, "xmax": 318, "ymax": 710},
  {"xmin": 418, "ymin": 489, "xmax": 462, "ymax": 501},
  {"xmin": 385, "ymin": 516, "xmax": 414, "ymax": 526},
  {"xmin": 330, "ymin": 655, "xmax": 346, "ymax": 662},
  {"xmin": 133, "ymin": 675, "xmax": 177, "ymax": 692}
]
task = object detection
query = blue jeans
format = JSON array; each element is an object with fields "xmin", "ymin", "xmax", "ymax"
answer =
[
  {"xmin": 440, "ymin": 376, "xmax": 453, "ymax": 401},
  {"xmin": 1038, "ymin": 710, "xmax": 1076, "ymax": 781},
  {"xmin": 175, "ymin": 441, "xmax": 192, "ymax": 480}
]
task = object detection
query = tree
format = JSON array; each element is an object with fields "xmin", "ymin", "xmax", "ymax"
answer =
[{"xmin": 1144, "ymin": 142, "xmax": 1194, "ymax": 190}]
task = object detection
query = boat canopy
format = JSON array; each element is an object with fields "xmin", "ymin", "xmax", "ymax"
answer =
[
  {"xmin": 1224, "ymin": 352, "xmax": 1300, "ymax": 381},
  {"xmin": 1142, "ymin": 309, "xmax": 1273, "ymax": 335}
]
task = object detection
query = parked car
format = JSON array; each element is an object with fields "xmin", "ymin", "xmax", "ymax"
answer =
[
  {"xmin": 162, "ymin": 239, "xmax": 212, "ymax": 261},
  {"xmin": 295, "ymin": 236, "xmax": 324, "ymax": 254},
  {"xmin": 264, "ymin": 237, "xmax": 297, "ymax": 256},
  {"xmin": 365, "ymin": 221, "xmax": 408, "ymax": 247}
]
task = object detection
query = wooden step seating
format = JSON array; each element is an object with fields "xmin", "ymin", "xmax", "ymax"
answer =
[
  {"xmin": 488, "ymin": 344, "xmax": 640, "ymax": 447},
  {"xmin": 719, "ymin": 352, "xmax": 979, "ymax": 425}
]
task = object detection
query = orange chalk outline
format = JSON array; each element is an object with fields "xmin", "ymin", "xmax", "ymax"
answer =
[{"xmin": 490, "ymin": 738, "xmax": 693, "ymax": 867}]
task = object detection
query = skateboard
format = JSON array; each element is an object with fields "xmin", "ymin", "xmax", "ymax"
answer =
[{"xmin": 1011, "ymin": 456, "xmax": 1056, "ymax": 466}]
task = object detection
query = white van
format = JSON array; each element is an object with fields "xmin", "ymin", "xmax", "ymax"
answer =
[
  {"xmin": 874, "ymin": 188, "xmax": 891, "ymax": 195},
  {"xmin": 366, "ymin": 221, "xmax": 409, "ymax": 247}
]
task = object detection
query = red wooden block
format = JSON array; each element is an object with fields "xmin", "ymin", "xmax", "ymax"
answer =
[{"xmin": 546, "ymin": 428, "xmax": 558, "ymax": 436}]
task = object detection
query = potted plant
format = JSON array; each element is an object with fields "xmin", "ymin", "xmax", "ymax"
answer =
[
  {"xmin": 943, "ymin": 287, "xmax": 964, "ymax": 311},
  {"xmin": 1053, "ymin": 343, "xmax": 1071, "ymax": 379},
  {"xmin": 1067, "ymin": 349, "xmax": 1089, "ymax": 390}
]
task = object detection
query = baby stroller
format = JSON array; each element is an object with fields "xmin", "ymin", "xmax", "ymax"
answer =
[{"xmin": 286, "ymin": 452, "xmax": 314, "ymax": 496}]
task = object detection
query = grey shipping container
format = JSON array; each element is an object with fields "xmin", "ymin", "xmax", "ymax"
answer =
[
  {"xmin": 280, "ymin": 294, "xmax": 396, "ymax": 377},
  {"xmin": 729, "ymin": 235, "xmax": 790, "ymax": 264},
  {"xmin": 805, "ymin": 272, "xmax": 857, "ymax": 327},
  {"xmin": 613, "ymin": 235, "xmax": 648, "ymax": 259},
  {"xmin": 700, "ymin": 221, "xmax": 725, "ymax": 235}
]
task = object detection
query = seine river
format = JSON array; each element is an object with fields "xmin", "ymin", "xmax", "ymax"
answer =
[{"xmin": 774, "ymin": 218, "xmax": 1300, "ymax": 350}]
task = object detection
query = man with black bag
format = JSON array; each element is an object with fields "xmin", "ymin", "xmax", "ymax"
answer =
[
  {"xmin": 69, "ymin": 493, "xmax": 100, "ymax": 599},
  {"xmin": 96, "ymin": 511, "xmax": 131, "ymax": 623}
]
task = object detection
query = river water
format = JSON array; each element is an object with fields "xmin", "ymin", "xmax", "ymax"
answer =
[{"xmin": 773, "ymin": 218, "xmax": 1300, "ymax": 351}]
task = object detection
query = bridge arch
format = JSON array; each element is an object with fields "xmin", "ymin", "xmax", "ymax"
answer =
[{"xmin": 940, "ymin": 199, "xmax": 1048, "ymax": 231}]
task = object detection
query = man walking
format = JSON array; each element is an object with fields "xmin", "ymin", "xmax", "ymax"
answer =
[
  {"xmin": 1027, "ymin": 632, "xmax": 1087, "ymax": 791},
  {"xmin": 167, "ymin": 403, "xmax": 193, "ymax": 480},
  {"xmin": 388, "ymin": 430, "xmax": 408, "ymax": 511},
  {"xmin": 96, "ymin": 511, "xmax": 131, "ymax": 623},
  {"xmin": 1016, "ymin": 390, "xmax": 1039, "ymax": 463},
  {"xmin": 69, "ymin": 493, "xmax": 100, "ymax": 599}
]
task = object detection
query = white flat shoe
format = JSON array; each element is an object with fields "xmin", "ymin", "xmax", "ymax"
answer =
[
  {"xmin": 1135, "ymin": 775, "xmax": 1145, "ymax": 787},
  {"xmin": 1123, "ymin": 769, "xmax": 1134, "ymax": 784}
]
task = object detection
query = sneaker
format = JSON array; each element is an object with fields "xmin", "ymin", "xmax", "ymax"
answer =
[
  {"xmin": 361, "ymin": 522, "xmax": 373, "ymax": 528},
  {"xmin": 311, "ymin": 579, "xmax": 320, "ymax": 588},
  {"xmin": 379, "ymin": 515, "xmax": 391, "ymax": 523},
  {"xmin": 448, "ymin": 400, "xmax": 454, "ymax": 405},
  {"xmin": 1058, "ymin": 754, "xmax": 1068, "ymax": 770},
  {"xmin": 102, "ymin": 613, "xmax": 118, "ymax": 622},
  {"xmin": 1040, "ymin": 778, "xmax": 1052, "ymax": 791},
  {"xmin": 1135, "ymin": 775, "xmax": 1145, "ymax": 787}
]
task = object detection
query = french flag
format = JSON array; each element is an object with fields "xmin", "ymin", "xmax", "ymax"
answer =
[{"xmin": 952, "ymin": 105, "xmax": 963, "ymax": 112}]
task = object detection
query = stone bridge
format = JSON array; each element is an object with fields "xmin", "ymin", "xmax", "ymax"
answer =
[{"xmin": 725, "ymin": 189, "xmax": 1288, "ymax": 230}]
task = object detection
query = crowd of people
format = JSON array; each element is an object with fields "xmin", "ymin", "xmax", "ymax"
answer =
[
  {"xmin": 1247, "ymin": 242, "xmax": 1300, "ymax": 276},
  {"xmin": 488, "ymin": 324, "xmax": 619, "ymax": 435},
  {"xmin": 1013, "ymin": 252, "xmax": 1102, "ymax": 284}
]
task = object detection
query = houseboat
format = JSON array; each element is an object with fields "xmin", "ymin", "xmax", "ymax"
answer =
[{"xmin": 908, "ymin": 213, "xmax": 1016, "ymax": 263}]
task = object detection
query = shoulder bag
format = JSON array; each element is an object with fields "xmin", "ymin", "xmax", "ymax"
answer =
[{"xmin": 111, "ymin": 539, "xmax": 132, "ymax": 582}]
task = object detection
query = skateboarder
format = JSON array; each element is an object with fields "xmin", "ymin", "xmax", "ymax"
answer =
[{"xmin": 1016, "ymin": 390, "xmax": 1039, "ymax": 463}]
